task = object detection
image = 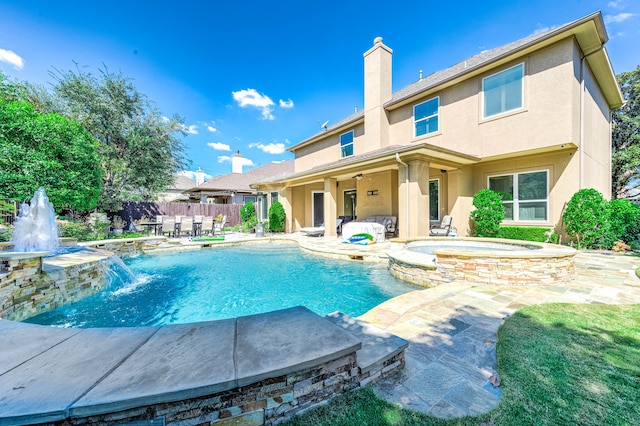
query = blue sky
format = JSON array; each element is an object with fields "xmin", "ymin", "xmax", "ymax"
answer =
[{"xmin": 1, "ymin": 1, "xmax": 638, "ymax": 181}]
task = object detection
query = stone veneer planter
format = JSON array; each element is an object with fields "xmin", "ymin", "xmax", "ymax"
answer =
[{"xmin": 388, "ymin": 237, "xmax": 577, "ymax": 287}]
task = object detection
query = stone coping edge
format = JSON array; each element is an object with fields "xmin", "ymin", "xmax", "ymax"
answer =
[{"xmin": 0, "ymin": 306, "xmax": 362, "ymax": 424}]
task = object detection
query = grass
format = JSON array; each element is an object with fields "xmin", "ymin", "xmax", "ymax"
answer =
[{"xmin": 282, "ymin": 303, "xmax": 640, "ymax": 426}]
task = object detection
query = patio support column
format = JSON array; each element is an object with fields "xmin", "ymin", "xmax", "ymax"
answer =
[
  {"xmin": 283, "ymin": 187, "xmax": 294, "ymax": 233},
  {"xmin": 398, "ymin": 159, "xmax": 430, "ymax": 238},
  {"xmin": 324, "ymin": 178, "xmax": 338, "ymax": 237},
  {"xmin": 448, "ymin": 168, "xmax": 474, "ymax": 237}
]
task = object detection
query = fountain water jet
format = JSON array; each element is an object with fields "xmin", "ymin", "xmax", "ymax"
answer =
[{"xmin": 12, "ymin": 187, "xmax": 60, "ymax": 253}]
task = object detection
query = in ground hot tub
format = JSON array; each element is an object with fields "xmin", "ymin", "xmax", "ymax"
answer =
[{"xmin": 387, "ymin": 238, "xmax": 576, "ymax": 287}]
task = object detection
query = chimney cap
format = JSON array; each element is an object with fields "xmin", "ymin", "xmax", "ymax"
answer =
[{"xmin": 374, "ymin": 36, "xmax": 383, "ymax": 45}]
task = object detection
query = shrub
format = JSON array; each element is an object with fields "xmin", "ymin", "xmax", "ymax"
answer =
[
  {"xmin": 608, "ymin": 198, "xmax": 640, "ymax": 249},
  {"xmin": 240, "ymin": 201, "xmax": 258, "ymax": 231},
  {"xmin": 562, "ymin": 188, "xmax": 612, "ymax": 249},
  {"xmin": 470, "ymin": 189, "xmax": 505, "ymax": 237},
  {"xmin": 0, "ymin": 224, "xmax": 12, "ymax": 242},
  {"xmin": 497, "ymin": 226, "xmax": 552, "ymax": 243},
  {"xmin": 268, "ymin": 201, "xmax": 285, "ymax": 232},
  {"xmin": 59, "ymin": 220, "xmax": 93, "ymax": 241}
]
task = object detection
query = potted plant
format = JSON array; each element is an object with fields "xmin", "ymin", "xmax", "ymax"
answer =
[{"xmin": 112, "ymin": 216, "xmax": 125, "ymax": 236}]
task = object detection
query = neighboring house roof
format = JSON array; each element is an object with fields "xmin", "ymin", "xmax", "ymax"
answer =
[
  {"xmin": 172, "ymin": 175, "xmax": 197, "ymax": 191},
  {"xmin": 186, "ymin": 160, "xmax": 294, "ymax": 194},
  {"xmin": 289, "ymin": 11, "xmax": 622, "ymax": 153}
]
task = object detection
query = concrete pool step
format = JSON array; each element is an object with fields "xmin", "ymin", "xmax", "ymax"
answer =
[{"xmin": 325, "ymin": 312, "xmax": 409, "ymax": 378}]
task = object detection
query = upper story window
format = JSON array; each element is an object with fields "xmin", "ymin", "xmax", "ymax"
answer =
[
  {"xmin": 340, "ymin": 131, "xmax": 354, "ymax": 158},
  {"xmin": 414, "ymin": 97, "xmax": 439, "ymax": 137},
  {"xmin": 482, "ymin": 63, "xmax": 524, "ymax": 118},
  {"xmin": 488, "ymin": 170, "xmax": 548, "ymax": 221}
]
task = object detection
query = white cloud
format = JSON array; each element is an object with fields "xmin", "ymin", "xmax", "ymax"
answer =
[
  {"xmin": 279, "ymin": 98, "xmax": 294, "ymax": 108},
  {"xmin": 0, "ymin": 49, "xmax": 24, "ymax": 70},
  {"xmin": 608, "ymin": 1, "xmax": 627, "ymax": 9},
  {"xmin": 179, "ymin": 170, "xmax": 212, "ymax": 181},
  {"xmin": 249, "ymin": 142, "xmax": 286, "ymax": 155},
  {"xmin": 207, "ymin": 142, "xmax": 231, "ymax": 151},
  {"xmin": 604, "ymin": 13, "xmax": 636, "ymax": 24},
  {"xmin": 232, "ymin": 88, "xmax": 275, "ymax": 120},
  {"xmin": 217, "ymin": 155, "xmax": 255, "ymax": 167},
  {"xmin": 533, "ymin": 25, "xmax": 551, "ymax": 35},
  {"xmin": 175, "ymin": 123, "xmax": 198, "ymax": 134},
  {"xmin": 207, "ymin": 125, "xmax": 217, "ymax": 132}
]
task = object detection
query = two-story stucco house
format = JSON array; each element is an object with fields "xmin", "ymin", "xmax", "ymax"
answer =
[{"xmin": 254, "ymin": 11, "xmax": 623, "ymax": 238}]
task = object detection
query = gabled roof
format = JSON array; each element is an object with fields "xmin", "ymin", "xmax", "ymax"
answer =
[
  {"xmin": 186, "ymin": 160, "xmax": 294, "ymax": 193},
  {"xmin": 170, "ymin": 175, "xmax": 197, "ymax": 191},
  {"xmin": 289, "ymin": 11, "xmax": 622, "ymax": 153},
  {"xmin": 387, "ymin": 11, "xmax": 620, "ymax": 110}
]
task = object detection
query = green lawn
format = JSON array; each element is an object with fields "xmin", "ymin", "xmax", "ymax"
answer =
[{"xmin": 283, "ymin": 303, "xmax": 640, "ymax": 426}]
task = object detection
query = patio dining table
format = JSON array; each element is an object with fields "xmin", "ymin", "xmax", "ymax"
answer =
[{"xmin": 139, "ymin": 222, "xmax": 162, "ymax": 236}]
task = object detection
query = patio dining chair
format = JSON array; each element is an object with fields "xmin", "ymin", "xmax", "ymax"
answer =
[
  {"xmin": 214, "ymin": 215, "xmax": 227, "ymax": 235},
  {"xmin": 179, "ymin": 216, "xmax": 194, "ymax": 237},
  {"xmin": 201, "ymin": 216, "xmax": 214, "ymax": 236},
  {"xmin": 161, "ymin": 217, "xmax": 176, "ymax": 237},
  {"xmin": 429, "ymin": 215, "xmax": 453, "ymax": 236}
]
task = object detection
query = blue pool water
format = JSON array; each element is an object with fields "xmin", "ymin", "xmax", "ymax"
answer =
[{"xmin": 25, "ymin": 243, "xmax": 419, "ymax": 328}]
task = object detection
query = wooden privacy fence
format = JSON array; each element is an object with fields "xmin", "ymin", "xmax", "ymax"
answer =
[
  {"xmin": 120, "ymin": 202, "xmax": 242, "ymax": 227},
  {"xmin": 0, "ymin": 199, "xmax": 18, "ymax": 225}
]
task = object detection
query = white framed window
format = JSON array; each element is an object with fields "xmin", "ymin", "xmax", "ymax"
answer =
[
  {"xmin": 270, "ymin": 191, "xmax": 278, "ymax": 205},
  {"xmin": 429, "ymin": 179, "xmax": 439, "ymax": 221},
  {"xmin": 414, "ymin": 97, "xmax": 439, "ymax": 137},
  {"xmin": 340, "ymin": 131, "xmax": 354, "ymax": 158},
  {"xmin": 488, "ymin": 170, "xmax": 548, "ymax": 221},
  {"xmin": 482, "ymin": 63, "xmax": 524, "ymax": 118}
]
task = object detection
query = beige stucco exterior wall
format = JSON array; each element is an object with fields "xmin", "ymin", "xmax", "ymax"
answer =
[
  {"xmin": 581, "ymin": 62, "xmax": 613, "ymax": 198},
  {"xmin": 353, "ymin": 171, "xmax": 396, "ymax": 219},
  {"xmin": 291, "ymin": 186, "xmax": 306, "ymax": 232},
  {"xmin": 388, "ymin": 39, "xmax": 577, "ymax": 158},
  {"xmin": 294, "ymin": 123, "xmax": 365, "ymax": 172},
  {"xmin": 469, "ymin": 150, "xmax": 578, "ymax": 231}
]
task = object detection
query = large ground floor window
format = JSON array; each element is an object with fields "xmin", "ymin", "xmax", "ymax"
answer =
[{"xmin": 488, "ymin": 170, "xmax": 548, "ymax": 221}]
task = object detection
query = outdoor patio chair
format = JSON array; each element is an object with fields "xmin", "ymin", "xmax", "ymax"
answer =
[
  {"xmin": 179, "ymin": 216, "xmax": 194, "ymax": 237},
  {"xmin": 429, "ymin": 215, "xmax": 453, "ymax": 236},
  {"xmin": 214, "ymin": 215, "xmax": 227, "ymax": 235},
  {"xmin": 161, "ymin": 217, "xmax": 175, "ymax": 237},
  {"xmin": 201, "ymin": 216, "xmax": 214, "ymax": 236}
]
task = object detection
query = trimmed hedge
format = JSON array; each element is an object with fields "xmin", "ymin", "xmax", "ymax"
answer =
[{"xmin": 497, "ymin": 226, "xmax": 553, "ymax": 243}]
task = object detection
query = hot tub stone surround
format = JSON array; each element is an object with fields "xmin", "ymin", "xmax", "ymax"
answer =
[{"xmin": 387, "ymin": 237, "xmax": 577, "ymax": 287}]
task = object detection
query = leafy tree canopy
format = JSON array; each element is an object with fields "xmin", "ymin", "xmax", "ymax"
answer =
[
  {"xmin": 24, "ymin": 65, "xmax": 190, "ymax": 211},
  {"xmin": 612, "ymin": 65, "xmax": 640, "ymax": 199},
  {"xmin": 0, "ymin": 95, "xmax": 102, "ymax": 213}
]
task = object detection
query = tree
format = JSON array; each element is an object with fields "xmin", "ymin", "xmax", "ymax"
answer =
[
  {"xmin": 28, "ymin": 65, "xmax": 190, "ymax": 211},
  {"xmin": 470, "ymin": 189, "xmax": 505, "ymax": 237},
  {"xmin": 0, "ymin": 98, "xmax": 102, "ymax": 212},
  {"xmin": 612, "ymin": 66, "xmax": 640, "ymax": 199}
]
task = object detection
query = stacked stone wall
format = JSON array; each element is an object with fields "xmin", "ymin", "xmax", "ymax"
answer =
[
  {"xmin": 55, "ymin": 353, "xmax": 361, "ymax": 426},
  {"xmin": 389, "ymin": 253, "xmax": 575, "ymax": 287},
  {"xmin": 0, "ymin": 254, "xmax": 108, "ymax": 322}
]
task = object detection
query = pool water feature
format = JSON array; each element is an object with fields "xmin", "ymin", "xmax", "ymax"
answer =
[{"xmin": 26, "ymin": 243, "xmax": 419, "ymax": 327}]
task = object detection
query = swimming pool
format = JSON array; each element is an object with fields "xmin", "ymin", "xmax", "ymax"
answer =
[{"xmin": 25, "ymin": 243, "xmax": 419, "ymax": 327}]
